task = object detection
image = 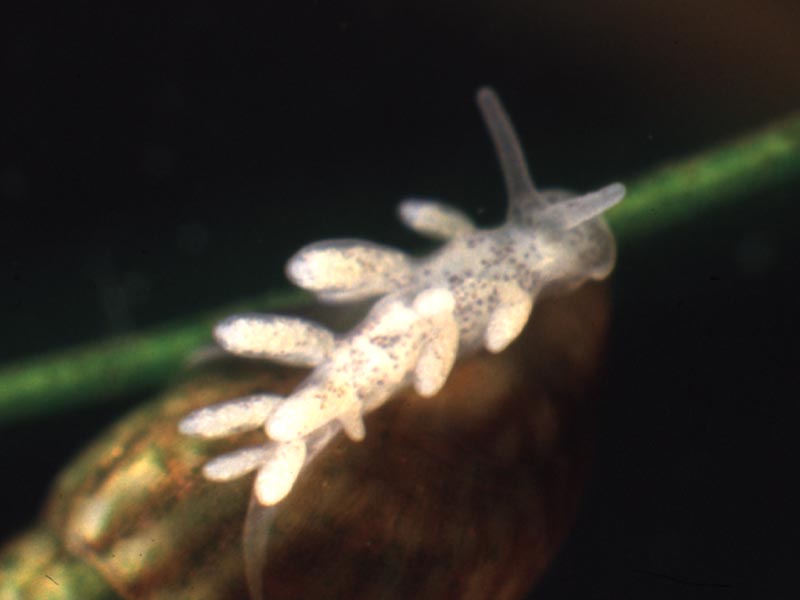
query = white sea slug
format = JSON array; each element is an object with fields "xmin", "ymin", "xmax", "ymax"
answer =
[{"xmin": 179, "ymin": 87, "xmax": 625, "ymax": 508}]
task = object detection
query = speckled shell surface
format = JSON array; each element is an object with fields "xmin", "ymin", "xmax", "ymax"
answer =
[{"xmin": 1, "ymin": 283, "xmax": 609, "ymax": 599}]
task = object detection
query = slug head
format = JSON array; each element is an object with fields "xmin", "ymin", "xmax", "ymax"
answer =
[
  {"xmin": 477, "ymin": 86, "xmax": 623, "ymax": 224},
  {"xmin": 476, "ymin": 87, "xmax": 623, "ymax": 279}
]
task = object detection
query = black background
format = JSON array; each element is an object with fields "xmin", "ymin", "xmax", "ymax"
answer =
[{"xmin": 2, "ymin": 2, "xmax": 800, "ymax": 598}]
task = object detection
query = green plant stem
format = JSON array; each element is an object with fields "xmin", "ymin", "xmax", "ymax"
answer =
[
  {"xmin": 0, "ymin": 290, "xmax": 304, "ymax": 423},
  {"xmin": 607, "ymin": 111, "xmax": 800, "ymax": 244},
  {"xmin": 2, "ymin": 112, "xmax": 800, "ymax": 424}
]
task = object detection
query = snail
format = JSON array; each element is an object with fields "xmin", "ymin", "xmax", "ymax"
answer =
[{"xmin": 1, "ymin": 88, "xmax": 622, "ymax": 600}]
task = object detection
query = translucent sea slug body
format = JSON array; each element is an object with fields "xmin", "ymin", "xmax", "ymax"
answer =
[{"xmin": 180, "ymin": 87, "xmax": 625, "ymax": 508}]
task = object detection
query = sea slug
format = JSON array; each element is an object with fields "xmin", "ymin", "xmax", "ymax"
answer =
[{"xmin": 179, "ymin": 87, "xmax": 624, "ymax": 509}]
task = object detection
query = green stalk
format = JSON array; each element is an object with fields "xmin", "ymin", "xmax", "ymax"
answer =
[
  {"xmin": 608, "ymin": 112, "xmax": 800, "ymax": 244},
  {"xmin": 2, "ymin": 112, "xmax": 800, "ymax": 424},
  {"xmin": 0, "ymin": 290, "xmax": 304, "ymax": 423}
]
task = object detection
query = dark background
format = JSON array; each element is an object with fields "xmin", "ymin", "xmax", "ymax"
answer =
[{"xmin": 2, "ymin": 1, "xmax": 800, "ymax": 598}]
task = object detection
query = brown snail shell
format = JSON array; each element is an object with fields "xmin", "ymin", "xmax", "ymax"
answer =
[{"xmin": 0, "ymin": 282, "xmax": 609, "ymax": 599}]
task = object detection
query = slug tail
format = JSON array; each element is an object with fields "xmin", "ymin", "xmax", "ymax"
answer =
[{"xmin": 243, "ymin": 491, "xmax": 274, "ymax": 600}]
